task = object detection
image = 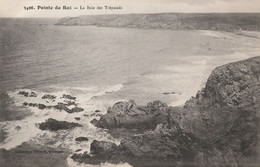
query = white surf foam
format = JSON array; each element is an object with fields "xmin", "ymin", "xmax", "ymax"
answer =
[
  {"xmin": 167, "ymin": 52, "xmax": 251, "ymax": 107},
  {"xmin": 67, "ymin": 157, "xmax": 132, "ymax": 167},
  {"xmin": 142, "ymin": 56, "xmax": 210, "ymax": 107},
  {"xmin": 50, "ymin": 84, "xmax": 123, "ymax": 95},
  {"xmin": 0, "ymin": 108, "xmax": 67, "ymax": 150},
  {"xmin": 198, "ymin": 30, "xmax": 223, "ymax": 38},
  {"xmin": 0, "ymin": 84, "xmax": 124, "ymax": 151}
]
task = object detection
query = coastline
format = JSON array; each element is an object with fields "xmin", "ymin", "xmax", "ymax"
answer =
[
  {"xmin": 0, "ymin": 56, "xmax": 259, "ymax": 167},
  {"xmin": 55, "ymin": 13, "xmax": 260, "ymax": 32},
  {"xmin": 71, "ymin": 56, "xmax": 260, "ymax": 166},
  {"xmin": 0, "ymin": 16, "xmax": 259, "ymax": 166}
]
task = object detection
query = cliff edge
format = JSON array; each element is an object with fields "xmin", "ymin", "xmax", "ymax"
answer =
[{"xmin": 73, "ymin": 56, "xmax": 260, "ymax": 166}]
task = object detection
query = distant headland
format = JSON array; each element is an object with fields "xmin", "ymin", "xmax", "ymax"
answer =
[{"xmin": 55, "ymin": 13, "xmax": 260, "ymax": 32}]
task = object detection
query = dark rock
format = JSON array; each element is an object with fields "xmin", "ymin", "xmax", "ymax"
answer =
[
  {"xmin": 53, "ymin": 104, "xmax": 84, "ymax": 113},
  {"xmin": 178, "ymin": 56, "xmax": 260, "ymax": 147},
  {"xmin": 90, "ymin": 119, "xmax": 99, "ymax": 127},
  {"xmin": 42, "ymin": 94, "xmax": 56, "ymax": 100},
  {"xmin": 71, "ymin": 152, "xmax": 91, "ymax": 161},
  {"xmin": 18, "ymin": 91, "xmax": 29, "ymax": 97},
  {"xmin": 75, "ymin": 149, "xmax": 82, "ymax": 152},
  {"xmin": 38, "ymin": 118, "xmax": 82, "ymax": 131},
  {"xmin": 30, "ymin": 92, "xmax": 37, "ymax": 97},
  {"xmin": 72, "ymin": 57, "xmax": 260, "ymax": 166},
  {"xmin": 15, "ymin": 126, "xmax": 21, "ymax": 131},
  {"xmin": 95, "ymin": 110, "xmax": 101, "ymax": 113},
  {"xmin": 66, "ymin": 101, "xmax": 76, "ymax": 106},
  {"xmin": 28, "ymin": 103, "xmax": 38, "ymax": 107},
  {"xmin": 162, "ymin": 91, "xmax": 176, "ymax": 95},
  {"xmin": 23, "ymin": 103, "xmax": 46, "ymax": 110},
  {"xmin": 53, "ymin": 103, "xmax": 71, "ymax": 113},
  {"xmin": 38, "ymin": 104, "xmax": 46, "ymax": 110},
  {"xmin": 70, "ymin": 107, "xmax": 84, "ymax": 113},
  {"xmin": 90, "ymin": 140, "xmax": 118, "ymax": 156},
  {"xmin": 120, "ymin": 56, "xmax": 260, "ymax": 166},
  {"xmin": 116, "ymin": 121, "xmax": 198, "ymax": 161},
  {"xmin": 195, "ymin": 148, "xmax": 244, "ymax": 167},
  {"xmin": 95, "ymin": 100, "xmax": 168, "ymax": 130},
  {"xmin": 75, "ymin": 137, "xmax": 89, "ymax": 142},
  {"xmin": 74, "ymin": 117, "xmax": 80, "ymax": 121},
  {"xmin": 18, "ymin": 91, "xmax": 37, "ymax": 97},
  {"xmin": 106, "ymin": 99, "xmax": 137, "ymax": 114},
  {"xmin": 62, "ymin": 94, "xmax": 76, "ymax": 100}
]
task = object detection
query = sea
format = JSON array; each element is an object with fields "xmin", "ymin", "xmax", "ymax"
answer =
[{"xmin": 0, "ymin": 18, "xmax": 260, "ymax": 166}]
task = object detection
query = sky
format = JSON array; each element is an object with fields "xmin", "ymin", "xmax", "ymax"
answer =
[{"xmin": 0, "ymin": 0, "xmax": 260, "ymax": 18}]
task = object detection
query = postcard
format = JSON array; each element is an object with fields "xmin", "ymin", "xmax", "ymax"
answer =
[{"xmin": 0, "ymin": 0, "xmax": 259, "ymax": 166}]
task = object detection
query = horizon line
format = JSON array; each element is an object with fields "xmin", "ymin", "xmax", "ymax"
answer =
[{"xmin": 1, "ymin": 12, "xmax": 260, "ymax": 19}]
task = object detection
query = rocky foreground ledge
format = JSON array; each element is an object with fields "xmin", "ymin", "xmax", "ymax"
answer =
[{"xmin": 73, "ymin": 56, "xmax": 260, "ymax": 166}]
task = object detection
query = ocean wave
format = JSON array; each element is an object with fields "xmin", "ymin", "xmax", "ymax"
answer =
[
  {"xmin": 50, "ymin": 84, "xmax": 123, "ymax": 93},
  {"xmin": 141, "ymin": 58, "xmax": 209, "ymax": 107},
  {"xmin": 0, "ymin": 84, "xmax": 124, "ymax": 152},
  {"xmin": 168, "ymin": 52, "xmax": 251, "ymax": 107},
  {"xmin": 198, "ymin": 30, "xmax": 224, "ymax": 38}
]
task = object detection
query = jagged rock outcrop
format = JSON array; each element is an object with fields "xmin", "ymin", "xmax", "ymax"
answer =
[
  {"xmin": 52, "ymin": 103, "xmax": 84, "ymax": 113},
  {"xmin": 42, "ymin": 94, "xmax": 56, "ymax": 100},
  {"xmin": 121, "ymin": 56, "xmax": 259, "ymax": 166},
  {"xmin": 22, "ymin": 101, "xmax": 84, "ymax": 113},
  {"xmin": 178, "ymin": 56, "xmax": 260, "ymax": 153},
  {"xmin": 62, "ymin": 94, "xmax": 76, "ymax": 100},
  {"xmin": 18, "ymin": 91, "xmax": 37, "ymax": 97},
  {"xmin": 75, "ymin": 137, "xmax": 88, "ymax": 142},
  {"xmin": 20, "ymin": 92, "xmax": 84, "ymax": 113},
  {"xmin": 93, "ymin": 100, "xmax": 169, "ymax": 130},
  {"xmin": 91, "ymin": 140, "xmax": 118, "ymax": 156},
  {"xmin": 71, "ymin": 140, "xmax": 122, "ymax": 164},
  {"xmin": 23, "ymin": 102, "xmax": 46, "ymax": 110},
  {"xmin": 74, "ymin": 56, "xmax": 260, "ymax": 166},
  {"xmin": 70, "ymin": 107, "xmax": 84, "ymax": 113}
]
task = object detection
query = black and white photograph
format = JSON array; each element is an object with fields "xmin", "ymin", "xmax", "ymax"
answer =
[{"xmin": 0, "ymin": 0, "xmax": 259, "ymax": 166}]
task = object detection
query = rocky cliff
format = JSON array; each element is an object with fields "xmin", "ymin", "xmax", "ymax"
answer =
[
  {"xmin": 91, "ymin": 100, "xmax": 169, "ymax": 130},
  {"xmin": 73, "ymin": 56, "xmax": 260, "ymax": 166}
]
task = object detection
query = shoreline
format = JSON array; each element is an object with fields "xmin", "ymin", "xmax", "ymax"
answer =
[{"xmin": 54, "ymin": 23, "xmax": 260, "ymax": 34}]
